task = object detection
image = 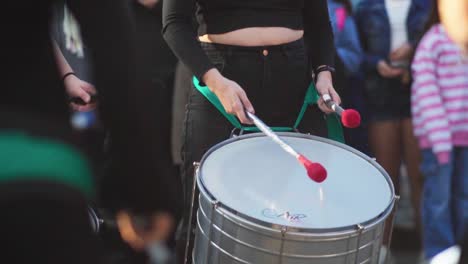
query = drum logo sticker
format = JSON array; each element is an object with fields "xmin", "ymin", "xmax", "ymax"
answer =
[{"xmin": 262, "ymin": 209, "xmax": 307, "ymax": 223}]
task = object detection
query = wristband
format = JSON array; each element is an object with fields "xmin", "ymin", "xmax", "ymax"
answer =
[
  {"xmin": 314, "ymin": 65, "xmax": 335, "ymax": 77},
  {"xmin": 62, "ymin": 72, "xmax": 76, "ymax": 82}
]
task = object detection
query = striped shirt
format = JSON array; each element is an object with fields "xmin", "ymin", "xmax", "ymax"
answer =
[{"xmin": 411, "ymin": 24, "xmax": 468, "ymax": 164}]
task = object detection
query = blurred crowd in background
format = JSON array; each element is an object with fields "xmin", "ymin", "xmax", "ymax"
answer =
[{"xmin": 5, "ymin": 0, "xmax": 467, "ymax": 263}]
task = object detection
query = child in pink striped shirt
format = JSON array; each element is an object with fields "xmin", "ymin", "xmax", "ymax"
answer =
[{"xmin": 411, "ymin": 1, "xmax": 468, "ymax": 260}]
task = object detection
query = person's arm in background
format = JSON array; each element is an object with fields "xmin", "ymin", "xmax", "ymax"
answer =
[
  {"xmin": 53, "ymin": 41, "xmax": 96, "ymax": 111},
  {"xmin": 67, "ymin": 0, "xmax": 180, "ymax": 248},
  {"xmin": 411, "ymin": 29, "xmax": 451, "ymax": 164},
  {"xmin": 391, "ymin": 1, "xmax": 431, "ymax": 66},
  {"xmin": 355, "ymin": 2, "xmax": 404, "ymax": 78},
  {"xmin": 336, "ymin": 14, "xmax": 363, "ymax": 75},
  {"xmin": 439, "ymin": 0, "xmax": 468, "ymax": 53},
  {"xmin": 304, "ymin": 0, "xmax": 341, "ymax": 112},
  {"xmin": 354, "ymin": 2, "xmax": 382, "ymax": 72}
]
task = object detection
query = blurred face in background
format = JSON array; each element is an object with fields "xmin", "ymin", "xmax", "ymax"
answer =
[
  {"xmin": 350, "ymin": 0, "xmax": 362, "ymax": 9},
  {"xmin": 137, "ymin": 0, "xmax": 160, "ymax": 8},
  {"xmin": 438, "ymin": 0, "xmax": 468, "ymax": 52}
]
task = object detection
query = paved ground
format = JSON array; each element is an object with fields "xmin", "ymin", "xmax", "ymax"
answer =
[
  {"xmin": 392, "ymin": 229, "xmax": 421, "ymax": 264},
  {"xmin": 390, "ymin": 169, "xmax": 422, "ymax": 264}
]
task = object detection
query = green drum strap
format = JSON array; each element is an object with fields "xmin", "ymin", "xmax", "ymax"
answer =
[
  {"xmin": 192, "ymin": 77, "xmax": 244, "ymax": 130},
  {"xmin": 327, "ymin": 114, "xmax": 344, "ymax": 143},
  {"xmin": 192, "ymin": 77, "xmax": 344, "ymax": 142},
  {"xmin": 0, "ymin": 132, "xmax": 94, "ymax": 198}
]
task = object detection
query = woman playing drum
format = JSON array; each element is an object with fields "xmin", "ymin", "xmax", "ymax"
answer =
[{"xmin": 162, "ymin": 0, "xmax": 341, "ymax": 262}]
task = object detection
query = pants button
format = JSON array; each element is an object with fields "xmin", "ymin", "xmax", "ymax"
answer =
[{"xmin": 262, "ymin": 49, "xmax": 269, "ymax": 56}]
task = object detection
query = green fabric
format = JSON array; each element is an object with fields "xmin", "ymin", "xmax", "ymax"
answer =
[
  {"xmin": 192, "ymin": 77, "xmax": 344, "ymax": 142},
  {"xmin": 326, "ymin": 114, "xmax": 345, "ymax": 142},
  {"xmin": 293, "ymin": 81, "xmax": 321, "ymax": 129},
  {"xmin": 0, "ymin": 132, "xmax": 94, "ymax": 197},
  {"xmin": 193, "ymin": 76, "xmax": 244, "ymax": 129}
]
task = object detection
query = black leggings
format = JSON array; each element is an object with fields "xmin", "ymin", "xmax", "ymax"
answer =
[
  {"xmin": 0, "ymin": 192, "xmax": 103, "ymax": 264},
  {"xmin": 176, "ymin": 38, "xmax": 327, "ymax": 263}
]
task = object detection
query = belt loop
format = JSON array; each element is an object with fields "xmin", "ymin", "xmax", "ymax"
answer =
[
  {"xmin": 280, "ymin": 43, "xmax": 289, "ymax": 58},
  {"xmin": 281, "ymin": 44, "xmax": 288, "ymax": 56},
  {"xmin": 226, "ymin": 46, "xmax": 233, "ymax": 60}
]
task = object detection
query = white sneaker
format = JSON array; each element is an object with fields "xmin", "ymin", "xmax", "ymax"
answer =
[{"xmin": 430, "ymin": 246, "xmax": 461, "ymax": 264}]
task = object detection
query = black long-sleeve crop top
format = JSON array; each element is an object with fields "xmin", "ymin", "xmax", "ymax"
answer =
[{"xmin": 162, "ymin": 0, "xmax": 335, "ymax": 80}]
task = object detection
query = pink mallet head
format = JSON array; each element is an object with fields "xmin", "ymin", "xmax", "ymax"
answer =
[
  {"xmin": 341, "ymin": 109, "xmax": 361, "ymax": 128},
  {"xmin": 298, "ymin": 155, "xmax": 327, "ymax": 183}
]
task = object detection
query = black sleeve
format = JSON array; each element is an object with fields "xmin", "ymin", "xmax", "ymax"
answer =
[
  {"xmin": 303, "ymin": 0, "xmax": 335, "ymax": 70},
  {"xmin": 67, "ymin": 0, "xmax": 180, "ymax": 215},
  {"xmin": 162, "ymin": 0, "xmax": 214, "ymax": 79}
]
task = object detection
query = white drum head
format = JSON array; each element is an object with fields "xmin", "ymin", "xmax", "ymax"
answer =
[{"xmin": 199, "ymin": 134, "xmax": 393, "ymax": 230}]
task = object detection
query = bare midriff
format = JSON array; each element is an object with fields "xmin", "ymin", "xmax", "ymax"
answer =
[{"xmin": 198, "ymin": 27, "xmax": 304, "ymax": 46}]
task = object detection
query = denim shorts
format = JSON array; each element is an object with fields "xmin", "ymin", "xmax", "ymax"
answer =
[{"xmin": 364, "ymin": 74, "xmax": 411, "ymax": 122}]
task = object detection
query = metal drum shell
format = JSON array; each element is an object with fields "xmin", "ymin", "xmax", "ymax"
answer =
[{"xmin": 193, "ymin": 133, "xmax": 396, "ymax": 264}]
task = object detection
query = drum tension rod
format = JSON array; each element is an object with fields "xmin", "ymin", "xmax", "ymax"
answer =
[
  {"xmin": 385, "ymin": 195, "xmax": 401, "ymax": 264},
  {"xmin": 354, "ymin": 224, "xmax": 365, "ymax": 264},
  {"xmin": 184, "ymin": 161, "xmax": 201, "ymax": 264},
  {"xmin": 279, "ymin": 226, "xmax": 288, "ymax": 264},
  {"xmin": 205, "ymin": 200, "xmax": 219, "ymax": 264}
]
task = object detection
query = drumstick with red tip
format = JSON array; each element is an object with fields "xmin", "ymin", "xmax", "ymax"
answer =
[
  {"xmin": 322, "ymin": 94, "xmax": 361, "ymax": 128},
  {"xmin": 246, "ymin": 112, "xmax": 327, "ymax": 183}
]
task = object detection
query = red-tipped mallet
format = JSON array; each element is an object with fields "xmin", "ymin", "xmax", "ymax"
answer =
[
  {"xmin": 246, "ymin": 112, "xmax": 327, "ymax": 183},
  {"xmin": 322, "ymin": 94, "xmax": 361, "ymax": 128}
]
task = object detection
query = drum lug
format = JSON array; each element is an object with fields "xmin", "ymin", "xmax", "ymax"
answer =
[
  {"xmin": 279, "ymin": 226, "xmax": 288, "ymax": 264},
  {"xmin": 204, "ymin": 200, "xmax": 220, "ymax": 264},
  {"xmin": 384, "ymin": 195, "xmax": 401, "ymax": 264},
  {"xmin": 281, "ymin": 226, "xmax": 288, "ymax": 236},
  {"xmin": 193, "ymin": 162, "xmax": 200, "ymax": 169},
  {"xmin": 354, "ymin": 224, "xmax": 365, "ymax": 263}
]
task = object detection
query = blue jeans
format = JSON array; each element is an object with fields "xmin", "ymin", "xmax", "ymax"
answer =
[{"xmin": 421, "ymin": 147, "xmax": 468, "ymax": 259}]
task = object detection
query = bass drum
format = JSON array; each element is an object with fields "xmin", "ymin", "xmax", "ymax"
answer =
[{"xmin": 193, "ymin": 133, "xmax": 396, "ymax": 264}]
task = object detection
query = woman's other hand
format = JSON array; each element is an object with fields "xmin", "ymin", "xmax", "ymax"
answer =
[
  {"xmin": 315, "ymin": 71, "xmax": 341, "ymax": 114},
  {"xmin": 401, "ymin": 70, "xmax": 411, "ymax": 85},
  {"xmin": 390, "ymin": 42, "xmax": 413, "ymax": 62},
  {"xmin": 64, "ymin": 74, "xmax": 97, "ymax": 112},
  {"xmin": 203, "ymin": 68, "xmax": 255, "ymax": 124},
  {"xmin": 116, "ymin": 211, "xmax": 174, "ymax": 251},
  {"xmin": 377, "ymin": 60, "xmax": 404, "ymax": 78}
]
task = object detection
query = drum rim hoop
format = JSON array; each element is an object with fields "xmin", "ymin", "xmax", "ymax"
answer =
[{"xmin": 197, "ymin": 132, "xmax": 396, "ymax": 234}]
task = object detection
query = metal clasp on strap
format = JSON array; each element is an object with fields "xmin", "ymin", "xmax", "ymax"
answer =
[{"xmin": 230, "ymin": 127, "xmax": 245, "ymax": 138}]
